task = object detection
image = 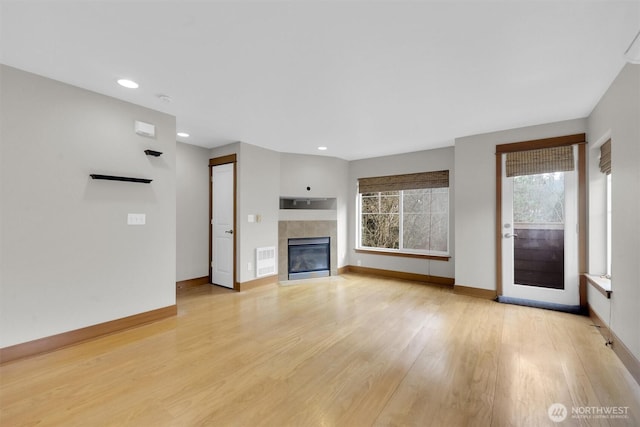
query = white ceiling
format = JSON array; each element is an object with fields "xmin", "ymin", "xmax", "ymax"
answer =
[{"xmin": 1, "ymin": 1, "xmax": 638, "ymax": 160}]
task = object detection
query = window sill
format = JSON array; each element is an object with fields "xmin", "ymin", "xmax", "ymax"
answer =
[
  {"xmin": 355, "ymin": 248, "xmax": 450, "ymax": 261},
  {"xmin": 584, "ymin": 274, "xmax": 612, "ymax": 299}
]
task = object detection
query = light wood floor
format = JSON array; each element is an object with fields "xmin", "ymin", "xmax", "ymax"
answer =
[{"xmin": 1, "ymin": 274, "xmax": 639, "ymax": 426}]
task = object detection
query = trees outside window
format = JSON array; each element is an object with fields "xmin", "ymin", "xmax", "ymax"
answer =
[
  {"xmin": 513, "ymin": 173, "xmax": 565, "ymax": 224},
  {"xmin": 359, "ymin": 188, "xmax": 448, "ymax": 254},
  {"xmin": 361, "ymin": 191, "xmax": 399, "ymax": 249}
]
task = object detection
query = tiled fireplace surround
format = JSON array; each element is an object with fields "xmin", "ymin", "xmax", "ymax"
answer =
[{"xmin": 278, "ymin": 220, "xmax": 338, "ymax": 281}]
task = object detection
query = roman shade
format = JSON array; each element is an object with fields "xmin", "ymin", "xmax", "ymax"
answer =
[
  {"xmin": 599, "ymin": 139, "xmax": 611, "ymax": 175},
  {"xmin": 506, "ymin": 145, "xmax": 574, "ymax": 177},
  {"xmin": 358, "ymin": 170, "xmax": 449, "ymax": 193}
]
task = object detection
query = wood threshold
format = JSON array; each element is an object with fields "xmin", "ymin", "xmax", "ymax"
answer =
[
  {"xmin": 454, "ymin": 285, "xmax": 497, "ymax": 300},
  {"xmin": 238, "ymin": 275, "xmax": 278, "ymax": 291},
  {"xmin": 0, "ymin": 305, "xmax": 177, "ymax": 364},
  {"xmin": 346, "ymin": 265, "xmax": 454, "ymax": 287},
  {"xmin": 176, "ymin": 276, "xmax": 209, "ymax": 292},
  {"xmin": 355, "ymin": 249, "xmax": 450, "ymax": 262},
  {"xmin": 589, "ymin": 305, "xmax": 640, "ymax": 385}
]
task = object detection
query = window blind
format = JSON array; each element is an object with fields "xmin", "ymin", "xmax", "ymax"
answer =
[
  {"xmin": 358, "ymin": 170, "xmax": 449, "ymax": 193},
  {"xmin": 599, "ymin": 139, "xmax": 611, "ymax": 175},
  {"xmin": 505, "ymin": 145, "xmax": 574, "ymax": 177}
]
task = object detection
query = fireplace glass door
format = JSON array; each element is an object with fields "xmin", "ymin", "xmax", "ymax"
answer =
[{"xmin": 288, "ymin": 237, "xmax": 330, "ymax": 280}]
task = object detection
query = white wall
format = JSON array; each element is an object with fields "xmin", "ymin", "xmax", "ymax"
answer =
[
  {"xmin": 211, "ymin": 142, "xmax": 281, "ymax": 284},
  {"xmin": 280, "ymin": 153, "xmax": 348, "ymax": 198},
  {"xmin": 209, "ymin": 145, "xmax": 351, "ymax": 284},
  {"xmin": 176, "ymin": 142, "xmax": 210, "ymax": 281},
  {"xmin": 280, "ymin": 153, "xmax": 349, "ymax": 268},
  {"xmin": 587, "ymin": 63, "xmax": 640, "ymax": 361},
  {"xmin": 238, "ymin": 143, "xmax": 280, "ymax": 283},
  {"xmin": 454, "ymin": 118, "xmax": 587, "ymax": 290},
  {"xmin": 348, "ymin": 147, "xmax": 455, "ymax": 278},
  {"xmin": 0, "ymin": 65, "xmax": 176, "ymax": 348}
]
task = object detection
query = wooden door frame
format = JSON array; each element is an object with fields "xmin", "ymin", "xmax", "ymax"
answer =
[
  {"xmin": 209, "ymin": 154, "xmax": 238, "ymax": 291},
  {"xmin": 495, "ymin": 134, "xmax": 587, "ymax": 307}
]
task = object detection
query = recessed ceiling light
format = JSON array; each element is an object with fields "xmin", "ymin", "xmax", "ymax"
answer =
[
  {"xmin": 317, "ymin": 146, "xmax": 328, "ymax": 151},
  {"xmin": 117, "ymin": 79, "xmax": 139, "ymax": 89},
  {"xmin": 177, "ymin": 132, "xmax": 190, "ymax": 138}
]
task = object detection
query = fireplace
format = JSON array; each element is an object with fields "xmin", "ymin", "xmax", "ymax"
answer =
[
  {"xmin": 278, "ymin": 220, "xmax": 337, "ymax": 281},
  {"xmin": 288, "ymin": 237, "xmax": 330, "ymax": 280}
]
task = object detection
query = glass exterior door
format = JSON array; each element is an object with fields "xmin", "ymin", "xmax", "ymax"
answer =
[{"xmin": 501, "ymin": 150, "xmax": 579, "ymax": 306}]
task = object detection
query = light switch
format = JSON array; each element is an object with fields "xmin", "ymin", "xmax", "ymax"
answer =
[
  {"xmin": 127, "ymin": 213, "xmax": 146, "ymax": 225},
  {"xmin": 248, "ymin": 214, "xmax": 255, "ymax": 223}
]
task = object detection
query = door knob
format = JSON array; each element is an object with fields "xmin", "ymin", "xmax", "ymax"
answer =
[
  {"xmin": 504, "ymin": 232, "xmax": 518, "ymax": 238},
  {"xmin": 225, "ymin": 229, "xmax": 233, "ymax": 234}
]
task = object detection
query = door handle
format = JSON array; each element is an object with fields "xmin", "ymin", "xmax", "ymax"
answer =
[
  {"xmin": 225, "ymin": 229, "xmax": 233, "ymax": 234},
  {"xmin": 504, "ymin": 233, "xmax": 518, "ymax": 238}
]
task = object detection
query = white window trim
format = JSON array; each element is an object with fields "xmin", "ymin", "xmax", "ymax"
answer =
[{"xmin": 606, "ymin": 173, "xmax": 612, "ymax": 278}]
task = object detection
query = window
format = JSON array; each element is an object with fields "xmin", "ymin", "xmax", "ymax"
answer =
[
  {"xmin": 606, "ymin": 173, "xmax": 612, "ymax": 278},
  {"xmin": 357, "ymin": 171, "xmax": 449, "ymax": 256},
  {"xmin": 361, "ymin": 191, "xmax": 400, "ymax": 249},
  {"xmin": 599, "ymin": 138, "xmax": 612, "ymax": 278},
  {"xmin": 513, "ymin": 172, "xmax": 565, "ymax": 224}
]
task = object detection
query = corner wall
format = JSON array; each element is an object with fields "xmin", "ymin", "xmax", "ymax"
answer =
[
  {"xmin": 280, "ymin": 153, "xmax": 349, "ymax": 269},
  {"xmin": 347, "ymin": 147, "xmax": 455, "ymax": 279},
  {"xmin": 238, "ymin": 143, "xmax": 281, "ymax": 283},
  {"xmin": 0, "ymin": 65, "xmax": 176, "ymax": 348},
  {"xmin": 454, "ymin": 118, "xmax": 587, "ymax": 290},
  {"xmin": 176, "ymin": 142, "xmax": 210, "ymax": 281},
  {"xmin": 587, "ymin": 63, "xmax": 640, "ymax": 362},
  {"xmin": 211, "ymin": 142, "xmax": 280, "ymax": 284}
]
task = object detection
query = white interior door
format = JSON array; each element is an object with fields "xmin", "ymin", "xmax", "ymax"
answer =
[
  {"xmin": 501, "ymin": 149, "xmax": 579, "ymax": 306},
  {"xmin": 212, "ymin": 163, "xmax": 234, "ymax": 288}
]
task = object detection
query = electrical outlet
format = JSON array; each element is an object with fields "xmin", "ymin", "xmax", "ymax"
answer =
[
  {"xmin": 357, "ymin": 259, "xmax": 362, "ymax": 266},
  {"xmin": 248, "ymin": 262, "xmax": 253, "ymax": 271}
]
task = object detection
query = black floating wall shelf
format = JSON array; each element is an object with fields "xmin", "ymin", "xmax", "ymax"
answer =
[
  {"xmin": 144, "ymin": 149, "xmax": 163, "ymax": 157},
  {"xmin": 90, "ymin": 174, "xmax": 152, "ymax": 184}
]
